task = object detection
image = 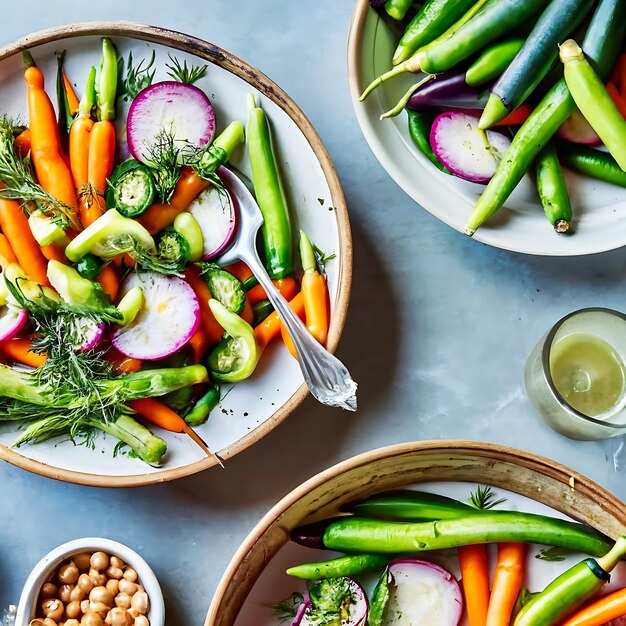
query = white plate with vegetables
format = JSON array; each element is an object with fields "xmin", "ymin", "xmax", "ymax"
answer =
[
  {"xmin": 348, "ymin": 0, "xmax": 626, "ymax": 256},
  {"xmin": 205, "ymin": 441, "xmax": 626, "ymax": 626},
  {"xmin": 0, "ymin": 23, "xmax": 352, "ymax": 486}
]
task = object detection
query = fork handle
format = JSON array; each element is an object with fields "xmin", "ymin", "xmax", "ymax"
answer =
[{"xmin": 241, "ymin": 250, "xmax": 357, "ymax": 411}]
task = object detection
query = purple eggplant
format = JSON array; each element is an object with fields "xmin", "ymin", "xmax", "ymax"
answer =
[{"xmin": 291, "ymin": 518, "xmax": 346, "ymax": 550}]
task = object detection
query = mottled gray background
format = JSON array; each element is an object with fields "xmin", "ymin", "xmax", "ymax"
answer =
[{"xmin": 1, "ymin": 2, "xmax": 625, "ymax": 624}]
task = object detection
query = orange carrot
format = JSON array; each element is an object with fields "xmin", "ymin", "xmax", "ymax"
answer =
[
  {"xmin": 607, "ymin": 81, "xmax": 626, "ymax": 120},
  {"xmin": 301, "ymin": 271, "xmax": 329, "ymax": 345},
  {"xmin": 224, "ymin": 261, "xmax": 253, "ymax": 283},
  {"xmin": 255, "ymin": 292, "xmax": 305, "ymax": 347},
  {"xmin": 240, "ymin": 297, "xmax": 255, "ymax": 325},
  {"xmin": 96, "ymin": 265, "xmax": 119, "ymax": 300},
  {"xmin": 279, "ymin": 302, "xmax": 307, "ymax": 359},
  {"xmin": 82, "ymin": 120, "xmax": 116, "ymax": 226},
  {"xmin": 62, "ymin": 72, "xmax": 80, "ymax": 115},
  {"xmin": 1, "ymin": 338, "xmax": 47, "ymax": 368},
  {"xmin": 248, "ymin": 276, "xmax": 299, "ymax": 305},
  {"xmin": 561, "ymin": 587, "xmax": 626, "ymax": 626},
  {"xmin": 40, "ymin": 243, "xmax": 68, "ymax": 263},
  {"xmin": 459, "ymin": 545, "xmax": 490, "ymax": 626},
  {"xmin": 127, "ymin": 398, "xmax": 187, "ymax": 433},
  {"xmin": 485, "ymin": 543, "xmax": 526, "ymax": 626},
  {"xmin": 24, "ymin": 64, "xmax": 78, "ymax": 215},
  {"xmin": 139, "ymin": 168, "xmax": 209, "ymax": 234},
  {"xmin": 106, "ymin": 346, "xmax": 142, "ymax": 374},
  {"xmin": 0, "ymin": 234, "xmax": 17, "ymax": 267},
  {"xmin": 495, "ymin": 103, "xmax": 532, "ymax": 127},
  {"xmin": 188, "ymin": 327, "xmax": 209, "ymax": 364},
  {"xmin": 69, "ymin": 116, "xmax": 94, "ymax": 200},
  {"xmin": 185, "ymin": 266, "xmax": 224, "ymax": 345},
  {"xmin": 0, "ymin": 194, "xmax": 49, "ymax": 285},
  {"xmin": 14, "ymin": 129, "xmax": 31, "ymax": 157}
]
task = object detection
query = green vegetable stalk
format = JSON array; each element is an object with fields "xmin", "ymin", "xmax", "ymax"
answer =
[
  {"xmin": 287, "ymin": 554, "xmax": 389, "ymax": 580},
  {"xmin": 98, "ymin": 37, "xmax": 118, "ymax": 121}
]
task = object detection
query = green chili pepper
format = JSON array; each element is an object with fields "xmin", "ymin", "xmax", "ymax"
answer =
[
  {"xmin": 252, "ymin": 299, "xmax": 273, "ymax": 325},
  {"xmin": 465, "ymin": 38, "xmax": 525, "ymax": 87},
  {"xmin": 561, "ymin": 39, "xmax": 626, "ymax": 171},
  {"xmin": 76, "ymin": 254, "xmax": 104, "ymax": 280},
  {"xmin": 368, "ymin": 569, "xmax": 391, "ymax": 626},
  {"xmin": 385, "ymin": 0, "xmax": 415, "ymax": 21},
  {"xmin": 322, "ymin": 514, "xmax": 612, "ymax": 555},
  {"xmin": 98, "ymin": 37, "xmax": 118, "ymax": 121},
  {"xmin": 514, "ymin": 536, "xmax": 626, "ymax": 626},
  {"xmin": 207, "ymin": 299, "xmax": 260, "ymax": 383},
  {"xmin": 194, "ymin": 120, "xmax": 244, "ymax": 181},
  {"xmin": 407, "ymin": 111, "xmax": 449, "ymax": 173},
  {"xmin": 106, "ymin": 159, "xmax": 157, "ymax": 218},
  {"xmin": 465, "ymin": 0, "xmax": 626, "ymax": 235},
  {"xmin": 116, "ymin": 286, "xmax": 144, "ymax": 326},
  {"xmin": 197, "ymin": 263, "xmax": 246, "ymax": 314},
  {"xmin": 558, "ymin": 143, "xmax": 626, "ymax": 188},
  {"xmin": 156, "ymin": 228, "xmax": 190, "ymax": 268},
  {"xmin": 173, "ymin": 212, "xmax": 204, "ymax": 262},
  {"xmin": 246, "ymin": 94, "xmax": 293, "ymax": 280},
  {"xmin": 286, "ymin": 554, "xmax": 389, "ymax": 581},
  {"xmin": 535, "ymin": 141, "xmax": 572, "ymax": 233},
  {"xmin": 185, "ymin": 385, "xmax": 220, "ymax": 426}
]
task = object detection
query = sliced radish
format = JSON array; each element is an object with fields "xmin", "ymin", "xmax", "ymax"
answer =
[
  {"xmin": 111, "ymin": 272, "xmax": 200, "ymax": 360},
  {"xmin": 187, "ymin": 183, "xmax": 238, "ymax": 260},
  {"xmin": 381, "ymin": 560, "xmax": 462, "ymax": 626},
  {"xmin": 430, "ymin": 111, "xmax": 512, "ymax": 183},
  {"xmin": 127, "ymin": 81, "xmax": 215, "ymax": 163},
  {"xmin": 295, "ymin": 578, "xmax": 368, "ymax": 626},
  {"xmin": 0, "ymin": 306, "xmax": 28, "ymax": 342},
  {"xmin": 557, "ymin": 109, "xmax": 601, "ymax": 145},
  {"xmin": 291, "ymin": 594, "xmax": 311, "ymax": 626},
  {"xmin": 73, "ymin": 318, "xmax": 106, "ymax": 352}
]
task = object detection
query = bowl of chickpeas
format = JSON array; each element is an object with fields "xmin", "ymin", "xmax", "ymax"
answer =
[{"xmin": 14, "ymin": 538, "xmax": 165, "ymax": 626}]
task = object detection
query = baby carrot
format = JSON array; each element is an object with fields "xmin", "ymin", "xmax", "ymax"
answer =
[
  {"xmin": 254, "ymin": 291, "xmax": 305, "ymax": 347},
  {"xmin": 459, "ymin": 545, "xmax": 490, "ymax": 626},
  {"xmin": 40, "ymin": 243, "xmax": 68, "ymax": 264},
  {"xmin": 127, "ymin": 398, "xmax": 187, "ymax": 432},
  {"xmin": 299, "ymin": 231, "xmax": 329, "ymax": 345},
  {"xmin": 561, "ymin": 587, "xmax": 626, "ymax": 626},
  {"xmin": 247, "ymin": 276, "xmax": 298, "ymax": 305},
  {"xmin": 84, "ymin": 120, "xmax": 115, "ymax": 225},
  {"xmin": 96, "ymin": 264, "xmax": 119, "ymax": 300},
  {"xmin": 185, "ymin": 266, "xmax": 224, "ymax": 345},
  {"xmin": 14, "ymin": 129, "xmax": 31, "ymax": 157},
  {"xmin": 62, "ymin": 72, "xmax": 80, "ymax": 115},
  {"xmin": 486, "ymin": 543, "xmax": 526, "ymax": 626},
  {"xmin": 240, "ymin": 297, "xmax": 254, "ymax": 325},
  {"xmin": 1, "ymin": 338, "xmax": 47, "ymax": 368},
  {"xmin": 0, "ymin": 234, "xmax": 17, "ymax": 267},
  {"xmin": 188, "ymin": 326, "xmax": 209, "ymax": 364}
]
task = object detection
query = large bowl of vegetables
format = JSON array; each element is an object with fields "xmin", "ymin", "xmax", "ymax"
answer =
[
  {"xmin": 205, "ymin": 440, "xmax": 626, "ymax": 626},
  {"xmin": 0, "ymin": 23, "xmax": 352, "ymax": 486},
  {"xmin": 348, "ymin": 0, "xmax": 626, "ymax": 255}
]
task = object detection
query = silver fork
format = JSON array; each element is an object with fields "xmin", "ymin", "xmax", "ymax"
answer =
[{"xmin": 215, "ymin": 167, "xmax": 357, "ymax": 411}]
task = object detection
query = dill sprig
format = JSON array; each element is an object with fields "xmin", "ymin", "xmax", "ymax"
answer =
[
  {"xmin": 468, "ymin": 485, "xmax": 506, "ymax": 510},
  {"xmin": 165, "ymin": 54, "xmax": 208, "ymax": 84},
  {"xmin": 272, "ymin": 592, "xmax": 304, "ymax": 622},
  {"xmin": 105, "ymin": 234, "xmax": 185, "ymax": 277},
  {"xmin": 144, "ymin": 128, "xmax": 185, "ymax": 203},
  {"xmin": 0, "ymin": 116, "xmax": 77, "ymax": 229},
  {"xmin": 117, "ymin": 50, "xmax": 156, "ymax": 102}
]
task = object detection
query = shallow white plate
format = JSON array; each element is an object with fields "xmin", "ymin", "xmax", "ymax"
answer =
[
  {"xmin": 0, "ymin": 23, "xmax": 352, "ymax": 486},
  {"xmin": 347, "ymin": 1, "xmax": 626, "ymax": 256}
]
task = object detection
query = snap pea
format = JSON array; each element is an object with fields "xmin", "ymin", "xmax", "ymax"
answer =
[
  {"xmin": 185, "ymin": 385, "xmax": 220, "ymax": 426},
  {"xmin": 558, "ymin": 143, "xmax": 626, "ymax": 188},
  {"xmin": 368, "ymin": 569, "xmax": 391, "ymax": 626},
  {"xmin": 286, "ymin": 554, "xmax": 389, "ymax": 580},
  {"xmin": 465, "ymin": 0, "xmax": 626, "ymax": 235},
  {"xmin": 407, "ymin": 110, "xmax": 449, "ymax": 172},
  {"xmin": 322, "ymin": 514, "xmax": 612, "ymax": 555},
  {"xmin": 246, "ymin": 94, "xmax": 293, "ymax": 280},
  {"xmin": 465, "ymin": 38, "xmax": 525, "ymax": 87},
  {"xmin": 385, "ymin": 0, "xmax": 414, "ymax": 21},
  {"xmin": 535, "ymin": 141, "xmax": 572, "ymax": 233}
]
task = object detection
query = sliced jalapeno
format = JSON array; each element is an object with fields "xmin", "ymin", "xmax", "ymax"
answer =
[{"xmin": 106, "ymin": 159, "xmax": 156, "ymax": 218}]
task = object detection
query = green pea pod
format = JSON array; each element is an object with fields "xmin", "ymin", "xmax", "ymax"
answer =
[
  {"xmin": 558, "ymin": 143, "xmax": 626, "ymax": 188},
  {"xmin": 385, "ymin": 0, "xmax": 414, "ymax": 21},
  {"xmin": 246, "ymin": 94, "xmax": 293, "ymax": 280},
  {"xmin": 535, "ymin": 141, "xmax": 572, "ymax": 233},
  {"xmin": 98, "ymin": 37, "xmax": 118, "ymax": 122},
  {"xmin": 465, "ymin": 0, "xmax": 626, "ymax": 235},
  {"xmin": 514, "ymin": 537, "xmax": 626, "ymax": 626},
  {"xmin": 407, "ymin": 111, "xmax": 449, "ymax": 173},
  {"xmin": 185, "ymin": 385, "xmax": 220, "ymax": 426},
  {"xmin": 368, "ymin": 568, "xmax": 391, "ymax": 626},
  {"xmin": 465, "ymin": 38, "xmax": 525, "ymax": 87},
  {"xmin": 286, "ymin": 554, "xmax": 389, "ymax": 581}
]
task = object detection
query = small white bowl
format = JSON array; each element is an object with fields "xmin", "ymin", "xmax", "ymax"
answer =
[{"xmin": 15, "ymin": 537, "xmax": 165, "ymax": 626}]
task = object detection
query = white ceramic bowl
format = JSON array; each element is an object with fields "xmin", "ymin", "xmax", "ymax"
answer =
[{"xmin": 15, "ymin": 537, "xmax": 165, "ymax": 626}]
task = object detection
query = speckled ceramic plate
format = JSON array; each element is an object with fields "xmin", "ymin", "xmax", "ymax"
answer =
[
  {"xmin": 0, "ymin": 22, "xmax": 352, "ymax": 486},
  {"xmin": 348, "ymin": 1, "xmax": 626, "ymax": 256}
]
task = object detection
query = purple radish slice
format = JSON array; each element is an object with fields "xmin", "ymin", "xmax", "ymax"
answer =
[
  {"xmin": 430, "ymin": 111, "xmax": 511, "ymax": 183},
  {"xmin": 557, "ymin": 110, "xmax": 601, "ymax": 146},
  {"xmin": 381, "ymin": 559, "xmax": 462, "ymax": 626},
  {"xmin": 187, "ymin": 181, "xmax": 238, "ymax": 260},
  {"xmin": 127, "ymin": 81, "xmax": 215, "ymax": 163},
  {"xmin": 291, "ymin": 594, "xmax": 311, "ymax": 626},
  {"xmin": 111, "ymin": 272, "xmax": 200, "ymax": 360},
  {"xmin": 0, "ymin": 306, "xmax": 28, "ymax": 342},
  {"xmin": 296, "ymin": 578, "xmax": 368, "ymax": 626},
  {"xmin": 74, "ymin": 318, "xmax": 106, "ymax": 352}
]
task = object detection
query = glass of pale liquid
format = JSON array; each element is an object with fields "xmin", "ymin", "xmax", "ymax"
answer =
[{"xmin": 525, "ymin": 308, "xmax": 626, "ymax": 440}]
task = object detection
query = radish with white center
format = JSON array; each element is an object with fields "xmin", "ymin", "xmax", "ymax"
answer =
[
  {"xmin": 375, "ymin": 559, "xmax": 463, "ymax": 626},
  {"xmin": 187, "ymin": 184, "xmax": 238, "ymax": 260},
  {"xmin": 127, "ymin": 81, "xmax": 215, "ymax": 163},
  {"xmin": 111, "ymin": 271, "xmax": 200, "ymax": 360},
  {"xmin": 557, "ymin": 110, "xmax": 601, "ymax": 145},
  {"xmin": 0, "ymin": 305, "xmax": 28, "ymax": 342},
  {"xmin": 430, "ymin": 111, "xmax": 511, "ymax": 183},
  {"xmin": 74, "ymin": 318, "xmax": 106, "ymax": 352}
]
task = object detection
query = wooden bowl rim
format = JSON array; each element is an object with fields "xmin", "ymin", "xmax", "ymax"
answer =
[
  {"xmin": 0, "ymin": 21, "xmax": 353, "ymax": 487},
  {"xmin": 204, "ymin": 439, "xmax": 626, "ymax": 625}
]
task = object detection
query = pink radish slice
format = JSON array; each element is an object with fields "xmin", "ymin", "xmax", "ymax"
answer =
[
  {"xmin": 295, "ymin": 579, "xmax": 368, "ymax": 626},
  {"xmin": 430, "ymin": 111, "xmax": 511, "ymax": 183},
  {"xmin": 111, "ymin": 272, "xmax": 200, "ymax": 360},
  {"xmin": 0, "ymin": 306, "xmax": 28, "ymax": 342},
  {"xmin": 187, "ymin": 182, "xmax": 238, "ymax": 260},
  {"xmin": 74, "ymin": 318, "xmax": 106, "ymax": 352},
  {"xmin": 382, "ymin": 559, "xmax": 462, "ymax": 626},
  {"xmin": 127, "ymin": 81, "xmax": 215, "ymax": 163},
  {"xmin": 557, "ymin": 110, "xmax": 601, "ymax": 145},
  {"xmin": 291, "ymin": 594, "xmax": 311, "ymax": 626}
]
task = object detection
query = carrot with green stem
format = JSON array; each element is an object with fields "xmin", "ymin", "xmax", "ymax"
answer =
[
  {"xmin": 299, "ymin": 230, "xmax": 329, "ymax": 345},
  {"xmin": 485, "ymin": 543, "xmax": 526, "ymax": 626},
  {"xmin": 62, "ymin": 72, "xmax": 79, "ymax": 115},
  {"xmin": 561, "ymin": 587, "xmax": 626, "ymax": 626},
  {"xmin": 459, "ymin": 545, "xmax": 490, "ymax": 626}
]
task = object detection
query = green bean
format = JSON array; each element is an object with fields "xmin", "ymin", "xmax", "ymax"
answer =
[
  {"xmin": 286, "ymin": 554, "xmax": 389, "ymax": 580},
  {"xmin": 407, "ymin": 111, "xmax": 448, "ymax": 172},
  {"xmin": 185, "ymin": 386, "xmax": 220, "ymax": 426},
  {"xmin": 465, "ymin": 38, "xmax": 525, "ymax": 87},
  {"xmin": 558, "ymin": 143, "xmax": 626, "ymax": 188},
  {"xmin": 535, "ymin": 141, "xmax": 572, "ymax": 233},
  {"xmin": 385, "ymin": 0, "xmax": 414, "ymax": 21}
]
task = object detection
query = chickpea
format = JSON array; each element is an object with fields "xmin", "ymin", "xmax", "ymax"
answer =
[
  {"xmin": 134, "ymin": 617, "xmax": 149, "ymax": 626},
  {"xmin": 28, "ymin": 620, "xmax": 47, "ymax": 626},
  {"xmin": 65, "ymin": 621, "xmax": 80, "ymax": 626},
  {"xmin": 90, "ymin": 587, "xmax": 114, "ymax": 607},
  {"xmin": 73, "ymin": 554, "xmax": 92, "ymax": 571},
  {"xmin": 121, "ymin": 569, "xmax": 137, "ymax": 583},
  {"xmin": 70, "ymin": 586, "xmax": 86, "ymax": 603},
  {"xmin": 125, "ymin": 611, "xmax": 140, "ymax": 621},
  {"xmin": 77, "ymin": 574, "xmax": 93, "ymax": 593},
  {"xmin": 130, "ymin": 591, "xmax": 148, "ymax": 615},
  {"xmin": 65, "ymin": 601, "xmax": 81, "ymax": 620},
  {"xmin": 90, "ymin": 553, "xmax": 109, "ymax": 572},
  {"xmin": 89, "ymin": 569, "xmax": 106, "ymax": 587},
  {"xmin": 58, "ymin": 562, "xmax": 79, "ymax": 585},
  {"xmin": 81, "ymin": 613, "xmax": 103, "ymax": 626},
  {"xmin": 105, "ymin": 579, "xmax": 119, "ymax": 596},
  {"xmin": 44, "ymin": 620, "xmax": 58, "ymax": 626},
  {"xmin": 80, "ymin": 600, "xmax": 90, "ymax": 614},
  {"xmin": 109, "ymin": 557, "xmax": 124, "ymax": 570},
  {"xmin": 89, "ymin": 602, "xmax": 110, "ymax": 617},
  {"xmin": 105, "ymin": 567, "xmax": 123, "ymax": 580},
  {"xmin": 41, "ymin": 583, "xmax": 58, "ymax": 600},
  {"xmin": 114, "ymin": 594, "xmax": 130, "ymax": 610},
  {"xmin": 104, "ymin": 608, "xmax": 131, "ymax": 626},
  {"xmin": 117, "ymin": 581, "xmax": 137, "ymax": 596},
  {"xmin": 59, "ymin": 585, "xmax": 74, "ymax": 604},
  {"xmin": 42, "ymin": 599, "xmax": 64, "ymax": 621}
]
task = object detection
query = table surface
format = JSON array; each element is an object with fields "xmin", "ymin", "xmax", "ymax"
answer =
[{"xmin": 2, "ymin": 2, "xmax": 625, "ymax": 624}]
